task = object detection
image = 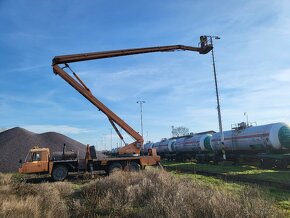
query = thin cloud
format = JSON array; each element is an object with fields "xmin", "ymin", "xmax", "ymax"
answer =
[
  {"xmin": 22, "ymin": 125, "xmax": 91, "ymax": 135},
  {"xmin": 4, "ymin": 64, "xmax": 47, "ymax": 73}
]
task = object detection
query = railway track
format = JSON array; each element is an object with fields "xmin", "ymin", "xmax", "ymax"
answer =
[{"xmin": 164, "ymin": 165, "xmax": 290, "ymax": 190}]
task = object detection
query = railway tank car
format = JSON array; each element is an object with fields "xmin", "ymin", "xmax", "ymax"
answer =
[
  {"xmin": 146, "ymin": 133, "xmax": 214, "ymax": 160},
  {"xmin": 158, "ymin": 139, "xmax": 171, "ymax": 154},
  {"xmin": 210, "ymin": 122, "xmax": 290, "ymax": 168},
  {"xmin": 143, "ymin": 142, "xmax": 154, "ymax": 153},
  {"xmin": 171, "ymin": 137, "xmax": 187, "ymax": 160},
  {"xmin": 156, "ymin": 139, "xmax": 175, "ymax": 159},
  {"xmin": 143, "ymin": 122, "xmax": 290, "ymax": 169},
  {"xmin": 175, "ymin": 134, "xmax": 211, "ymax": 156},
  {"xmin": 152, "ymin": 141, "xmax": 161, "ymax": 154},
  {"xmin": 177, "ymin": 134, "xmax": 213, "ymax": 161},
  {"xmin": 183, "ymin": 134, "xmax": 213, "ymax": 152},
  {"xmin": 210, "ymin": 122, "xmax": 290, "ymax": 152}
]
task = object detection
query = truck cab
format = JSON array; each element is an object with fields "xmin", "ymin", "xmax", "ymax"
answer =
[{"xmin": 19, "ymin": 146, "xmax": 50, "ymax": 174}]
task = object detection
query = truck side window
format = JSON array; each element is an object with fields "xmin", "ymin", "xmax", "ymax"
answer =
[{"xmin": 32, "ymin": 153, "xmax": 41, "ymax": 161}]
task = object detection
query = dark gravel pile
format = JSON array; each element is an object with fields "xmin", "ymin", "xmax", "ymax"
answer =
[{"xmin": 0, "ymin": 127, "xmax": 89, "ymax": 172}]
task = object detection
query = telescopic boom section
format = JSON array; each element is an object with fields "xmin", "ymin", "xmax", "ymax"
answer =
[
  {"xmin": 52, "ymin": 42, "xmax": 212, "ymax": 156},
  {"xmin": 52, "ymin": 44, "xmax": 212, "ymax": 65}
]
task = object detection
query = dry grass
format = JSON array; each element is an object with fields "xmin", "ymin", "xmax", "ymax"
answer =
[
  {"xmin": 74, "ymin": 170, "xmax": 285, "ymax": 217},
  {"xmin": 0, "ymin": 173, "xmax": 72, "ymax": 218},
  {"xmin": 0, "ymin": 171, "xmax": 286, "ymax": 217}
]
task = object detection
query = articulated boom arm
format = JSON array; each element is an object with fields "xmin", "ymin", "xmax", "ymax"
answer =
[
  {"xmin": 53, "ymin": 44, "xmax": 212, "ymax": 65},
  {"xmin": 52, "ymin": 41, "xmax": 212, "ymax": 155},
  {"xmin": 52, "ymin": 64, "xmax": 142, "ymax": 152}
]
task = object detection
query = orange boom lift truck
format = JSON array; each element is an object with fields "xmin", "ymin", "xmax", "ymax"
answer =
[{"xmin": 19, "ymin": 36, "xmax": 213, "ymax": 181}]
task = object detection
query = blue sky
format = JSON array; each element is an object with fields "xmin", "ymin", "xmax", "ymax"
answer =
[{"xmin": 0, "ymin": 0, "xmax": 290, "ymax": 150}]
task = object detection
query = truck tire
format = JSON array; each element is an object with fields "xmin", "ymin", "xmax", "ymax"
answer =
[
  {"xmin": 259, "ymin": 159, "xmax": 273, "ymax": 169},
  {"xmin": 127, "ymin": 162, "xmax": 140, "ymax": 172},
  {"xmin": 52, "ymin": 165, "xmax": 68, "ymax": 181},
  {"xmin": 108, "ymin": 162, "xmax": 122, "ymax": 175},
  {"xmin": 275, "ymin": 159, "xmax": 288, "ymax": 170}
]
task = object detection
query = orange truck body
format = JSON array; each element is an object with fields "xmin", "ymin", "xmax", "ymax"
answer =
[{"xmin": 19, "ymin": 145, "xmax": 160, "ymax": 181}]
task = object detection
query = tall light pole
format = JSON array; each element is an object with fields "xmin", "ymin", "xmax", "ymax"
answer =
[
  {"xmin": 102, "ymin": 133, "xmax": 107, "ymax": 151},
  {"xmin": 110, "ymin": 128, "xmax": 113, "ymax": 151},
  {"xmin": 136, "ymin": 100, "xmax": 145, "ymax": 138},
  {"xmin": 244, "ymin": 112, "xmax": 249, "ymax": 126},
  {"xmin": 207, "ymin": 35, "xmax": 224, "ymax": 145}
]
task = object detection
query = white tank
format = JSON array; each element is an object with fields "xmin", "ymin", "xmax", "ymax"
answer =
[
  {"xmin": 152, "ymin": 142, "xmax": 161, "ymax": 153},
  {"xmin": 179, "ymin": 134, "xmax": 213, "ymax": 152},
  {"xmin": 158, "ymin": 139, "xmax": 170, "ymax": 154},
  {"xmin": 210, "ymin": 122, "xmax": 290, "ymax": 152},
  {"xmin": 168, "ymin": 134, "xmax": 211, "ymax": 152},
  {"xmin": 173, "ymin": 137, "xmax": 187, "ymax": 152},
  {"xmin": 167, "ymin": 139, "xmax": 175, "ymax": 152},
  {"xmin": 143, "ymin": 142, "xmax": 154, "ymax": 152}
]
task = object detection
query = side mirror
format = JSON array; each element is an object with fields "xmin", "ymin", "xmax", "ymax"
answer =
[{"xmin": 19, "ymin": 159, "xmax": 22, "ymax": 164}]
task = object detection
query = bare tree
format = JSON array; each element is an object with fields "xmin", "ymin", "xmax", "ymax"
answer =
[{"xmin": 171, "ymin": 126, "xmax": 189, "ymax": 137}]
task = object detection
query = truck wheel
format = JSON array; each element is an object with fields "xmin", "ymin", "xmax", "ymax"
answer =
[
  {"xmin": 52, "ymin": 165, "xmax": 68, "ymax": 181},
  {"xmin": 108, "ymin": 162, "xmax": 122, "ymax": 175},
  {"xmin": 275, "ymin": 159, "xmax": 288, "ymax": 170},
  {"xmin": 259, "ymin": 159, "xmax": 273, "ymax": 169},
  {"xmin": 259, "ymin": 159, "xmax": 267, "ymax": 169},
  {"xmin": 127, "ymin": 162, "xmax": 140, "ymax": 172}
]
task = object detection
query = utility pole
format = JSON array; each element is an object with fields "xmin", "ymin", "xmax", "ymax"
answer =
[
  {"xmin": 136, "ymin": 100, "xmax": 146, "ymax": 138},
  {"xmin": 206, "ymin": 35, "xmax": 225, "ymax": 150}
]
